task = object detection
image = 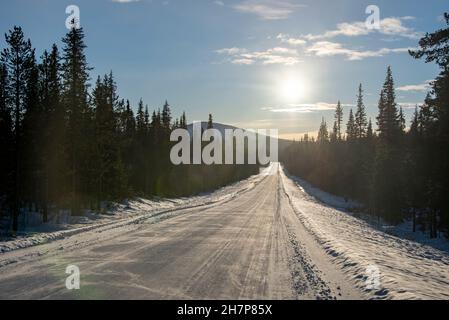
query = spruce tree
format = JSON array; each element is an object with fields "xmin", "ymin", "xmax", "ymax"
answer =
[
  {"xmin": 1, "ymin": 26, "xmax": 35, "ymax": 231},
  {"xmin": 355, "ymin": 84, "xmax": 368, "ymax": 139},
  {"xmin": 39, "ymin": 44, "xmax": 63, "ymax": 221},
  {"xmin": 398, "ymin": 107, "xmax": 406, "ymax": 133},
  {"xmin": 377, "ymin": 66, "xmax": 400, "ymax": 143},
  {"xmin": 162, "ymin": 100, "xmax": 171, "ymax": 131},
  {"xmin": 180, "ymin": 111, "xmax": 187, "ymax": 129},
  {"xmin": 0, "ymin": 62, "xmax": 14, "ymax": 220},
  {"xmin": 367, "ymin": 119, "xmax": 374, "ymax": 140},
  {"xmin": 346, "ymin": 109, "xmax": 356, "ymax": 141},
  {"xmin": 334, "ymin": 100, "xmax": 343, "ymax": 141},
  {"xmin": 410, "ymin": 12, "xmax": 449, "ymax": 236},
  {"xmin": 373, "ymin": 67, "xmax": 404, "ymax": 222},
  {"xmin": 207, "ymin": 114, "xmax": 213, "ymax": 129},
  {"xmin": 317, "ymin": 118, "xmax": 329, "ymax": 143},
  {"xmin": 61, "ymin": 25, "xmax": 92, "ymax": 215}
]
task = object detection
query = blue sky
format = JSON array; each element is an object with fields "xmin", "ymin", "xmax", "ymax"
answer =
[{"xmin": 0, "ymin": 0, "xmax": 446, "ymax": 138}]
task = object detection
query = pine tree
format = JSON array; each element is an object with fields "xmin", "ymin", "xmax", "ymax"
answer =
[
  {"xmin": 367, "ymin": 118, "xmax": 374, "ymax": 140},
  {"xmin": 330, "ymin": 121, "xmax": 338, "ymax": 143},
  {"xmin": 39, "ymin": 44, "xmax": 64, "ymax": 221},
  {"xmin": 346, "ymin": 109, "xmax": 356, "ymax": 141},
  {"xmin": 22, "ymin": 50, "xmax": 42, "ymax": 211},
  {"xmin": 317, "ymin": 118, "xmax": 329, "ymax": 143},
  {"xmin": 93, "ymin": 73, "xmax": 126, "ymax": 202},
  {"xmin": 409, "ymin": 107, "xmax": 419, "ymax": 137},
  {"xmin": 373, "ymin": 66, "xmax": 404, "ymax": 222},
  {"xmin": 180, "ymin": 111, "xmax": 187, "ymax": 129},
  {"xmin": 334, "ymin": 101, "xmax": 343, "ymax": 141},
  {"xmin": 377, "ymin": 66, "xmax": 400, "ymax": 143},
  {"xmin": 355, "ymin": 84, "xmax": 368, "ymax": 139},
  {"xmin": 61, "ymin": 25, "xmax": 92, "ymax": 215},
  {"xmin": 162, "ymin": 100, "xmax": 171, "ymax": 131},
  {"xmin": 1, "ymin": 26, "xmax": 35, "ymax": 231},
  {"xmin": 207, "ymin": 114, "xmax": 213, "ymax": 129},
  {"xmin": 144, "ymin": 105, "xmax": 150, "ymax": 130},
  {"xmin": 0, "ymin": 62, "xmax": 14, "ymax": 220},
  {"xmin": 410, "ymin": 12, "xmax": 449, "ymax": 236},
  {"xmin": 125, "ymin": 100, "xmax": 136, "ymax": 136},
  {"xmin": 398, "ymin": 106, "xmax": 406, "ymax": 133}
]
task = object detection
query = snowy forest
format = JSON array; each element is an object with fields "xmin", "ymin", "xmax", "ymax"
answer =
[
  {"xmin": 282, "ymin": 13, "xmax": 449, "ymax": 239},
  {"xmin": 0, "ymin": 25, "xmax": 258, "ymax": 233}
]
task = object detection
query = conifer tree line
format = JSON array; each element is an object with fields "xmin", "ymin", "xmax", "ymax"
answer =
[
  {"xmin": 0, "ymin": 25, "xmax": 257, "ymax": 232},
  {"xmin": 281, "ymin": 13, "xmax": 449, "ymax": 238}
]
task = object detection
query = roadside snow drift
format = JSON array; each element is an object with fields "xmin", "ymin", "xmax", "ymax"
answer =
[{"xmin": 281, "ymin": 166, "xmax": 449, "ymax": 300}]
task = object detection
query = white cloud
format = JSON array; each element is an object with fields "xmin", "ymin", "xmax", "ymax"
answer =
[
  {"xmin": 277, "ymin": 33, "xmax": 307, "ymax": 46},
  {"xmin": 300, "ymin": 17, "xmax": 421, "ymax": 41},
  {"xmin": 215, "ymin": 47, "xmax": 247, "ymax": 55},
  {"xmin": 263, "ymin": 102, "xmax": 354, "ymax": 113},
  {"xmin": 398, "ymin": 102, "xmax": 423, "ymax": 109},
  {"xmin": 214, "ymin": 0, "xmax": 225, "ymax": 6},
  {"xmin": 306, "ymin": 41, "xmax": 413, "ymax": 61},
  {"xmin": 232, "ymin": 0, "xmax": 305, "ymax": 20},
  {"xmin": 397, "ymin": 80, "xmax": 432, "ymax": 92},
  {"xmin": 232, "ymin": 58, "xmax": 255, "ymax": 65},
  {"xmin": 380, "ymin": 17, "xmax": 421, "ymax": 39},
  {"xmin": 216, "ymin": 46, "xmax": 301, "ymax": 66}
]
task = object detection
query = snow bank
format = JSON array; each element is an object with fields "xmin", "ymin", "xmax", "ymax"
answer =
[{"xmin": 281, "ymin": 166, "xmax": 449, "ymax": 300}]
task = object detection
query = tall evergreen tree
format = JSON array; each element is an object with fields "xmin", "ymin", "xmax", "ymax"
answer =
[
  {"xmin": 373, "ymin": 67, "xmax": 404, "ymax": 222},
  {"xmin": 333, "ymin": 101, "xmax": 343, "ymax": 141},
  {"xmin": 355, "ymin": 84, "xmax": 368, "ymax": 139},
  {"xmin": 38, "ymin": 44, "xmax": 63, "ymax": 221},
  {"xmin": 207, "ymin": 113, "xmax": 213, "ymax": 129},
  {"xmin": 0, "ymin": 62, "xmax": 14, "ymax": 218},
  {"xmin": 398, "ymin": 106, "xmax": 406, "ymax": 133},
  {"xmin": 1, "ymin": 26, "xmax": 35, "ymax": 231},
  {"xmin": 61, "ymin": 25, "xmax": 92, "ymax": 215},
  {"xmin": 377, "ymin": 66, "xmax": 400, "ymax": 142},
  {"xmin": 180, "ymin": 111, "xmax": 187, "ymax": 129},
  {"xmin": 162, "ymin": 100, "xmax": 171, "ymax": 131},
  {"xmin": 346, "ymin": 109, "xmax": 356, "ymax": 141},
  {"xmin": 367, "ymin": 119, "xmax": 374, "ymax": 140},
  {"xmin": 410, "ymin": 12, "xmax": 449, "ymax": 236},
  {"xmin": 92, "ymin": 73, "xmax": 126, "ymax": 202},
  {"xmin": 317, "ymin": 118, "xmax": 329, "ymax": 143}
]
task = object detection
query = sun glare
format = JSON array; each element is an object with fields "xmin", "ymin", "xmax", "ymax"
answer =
[{"xmin": 278, "ymin": 76, "xmax": 306, "ymax": 103}]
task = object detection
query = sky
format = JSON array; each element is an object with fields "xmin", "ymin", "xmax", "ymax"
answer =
[{"xmin": 0, "ymin": 0, "xmax": 447, "ymax": 139}]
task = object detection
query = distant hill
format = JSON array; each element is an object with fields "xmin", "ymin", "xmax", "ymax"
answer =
[{"xmin": 186, "ymin": 122, "xmax": 293, "ymax": 153}]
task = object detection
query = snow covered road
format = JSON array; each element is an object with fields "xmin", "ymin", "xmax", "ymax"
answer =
[{"xmin": 0, "ymin": 164, "xmax": 448, "ymax": 300}]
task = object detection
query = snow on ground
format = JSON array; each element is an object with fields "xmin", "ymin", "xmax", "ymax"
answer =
[
  {"xmin": 281, "ymin": 165, "xmax": 449, "ymax": 300},
  {"xmin": 284, "ymin": 171, "xmax": 449, "ymax": 253},
  {"xmin": 0, "ymin": 165, "xmax": 275, "ymax": 254}
]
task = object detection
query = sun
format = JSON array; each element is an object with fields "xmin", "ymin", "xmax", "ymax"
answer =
[{"xmin": 277, "ymin": 76, "xmax": 306, "ymax": 103}]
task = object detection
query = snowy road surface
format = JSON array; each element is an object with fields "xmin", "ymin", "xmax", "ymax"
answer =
[{"xmin": 1, "ymin": 164, "xmax": 449, "ymax": 300}]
